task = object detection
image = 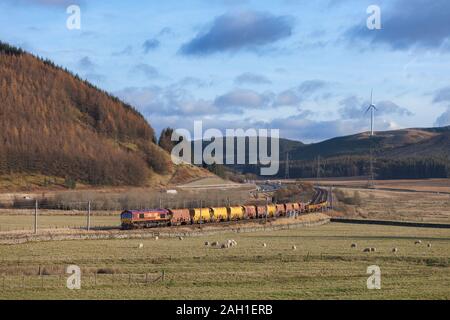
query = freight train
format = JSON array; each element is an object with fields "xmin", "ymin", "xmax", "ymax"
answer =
[{"xmin": 120, "ymin": 198, "xmax": 330, "ymax": 230}]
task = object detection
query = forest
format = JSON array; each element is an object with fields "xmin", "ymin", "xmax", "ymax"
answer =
[{"xmin": 0, "ymin": 42, "xmax": 170, "ymax": 186}]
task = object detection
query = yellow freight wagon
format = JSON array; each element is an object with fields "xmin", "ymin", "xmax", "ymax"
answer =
[
  {"xmin": 190, "ymin": 208, "xmax": 212, "ymax": 224},
  {"xmin": 266, "ymin": 204, "xmax": 276, "ymax": 218},
  {"xmin": 210, "ymin": 207, "xmax": 228, "ymax": 222},
  {"xmin": 228, "ymin": 206, "xmax": 244, "ymax": 220}
]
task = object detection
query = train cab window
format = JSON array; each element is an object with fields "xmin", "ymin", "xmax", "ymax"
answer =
[
  {"xmin": 160, "ymin": 214, "xmax": 166, "ymax": 219},
  {"xmin": 139, "ymin": 214, "xmax": 145, "ymax": 219}
]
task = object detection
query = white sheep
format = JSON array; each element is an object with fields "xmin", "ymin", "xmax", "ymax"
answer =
[
  {"xmin": 138, "ymin": 243, "xmax": 144, "ymax": 249},
  {"xmin": 262, "ymin": 243, "xmax": 267, "ymax": 248},
  {"xmin": 205, "ymin": 241, "xmax": 210, "ymax": 246},
  {"xmin": 415, "ymin": 240, "xmax": 422, "ymax": 245},
  {"xmin": 427, "ymin": 243, "xmax": 432, "ymax": 248},
  {"xmin": 155, "ymin": 236, "xmax": 159, "ymax": 241},
  {"xmin": 179, "ymin": 236, "xmax": 184, "ymax": 241},
  {"xmin": 392, "ymin": 248, "xmax": 398, "ymax": 253},
  {"xmin": 371, "ymin": 248, "xmax": 377, "ymax": 252},
  {"xmin": 292, "ymin": 245, "xmax": 297, "ymax": 251},
  {"xmin": 211, "ymin": 242, "xmax": 219, "ymax": 247}
]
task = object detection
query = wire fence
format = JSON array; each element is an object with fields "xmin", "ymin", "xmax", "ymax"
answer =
[{"xmin": 0, "ymin": 271, "xmax": 165, "ymax": 290}]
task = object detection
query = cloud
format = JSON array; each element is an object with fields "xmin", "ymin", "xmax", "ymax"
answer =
[
  {"xmin": 234, "ymin": 72, "xmax": 272, "ymax": 85},
  {"xmin": 114, "ymin": 79, "xmax": 328, "ymax": 129},
  {"xmin": 435, "ymin": 107, "xmax": 450, "ymax": 127},
  {"xmin": 172, "ymin": 77, "xmax": 212, "ymax": 88},
  {"xmin": 273, "ymin": 80, "xmax": 329, "ymax": 107},
  {"xmin": 143, "ymin": 39, "xmax": 160, "ymax": 53},
  {"xmin": 339, "ymin": 96, "xmax": 413, "ymax": 119},
  {"xmin": 179, "ymin": 10, "xmax": 294, "ymax": 56},
  {"xmin": 78, "ymin": 56, "xmax": 95, "ymax": 70},
  {"xmin": 346, "ymin": 0, "xmax": 450, "ymax": 51},
  {"xmin": 115, "ymin": 86, "xmax": 220, "ymax": 117},
  {"xmin": 433, "ymin": 86, "xmax": 450, "ymax": 104},
  {"xmin": 215, "ymin": 89, "xmax": 273, "ymax": 109},
  {"xmin": 131, "ymin": 64, "xmax": 161, "ymax": 79},
  {"xmin": 112, "ymin": 45, "xmax": 133, "ymax": 56}
]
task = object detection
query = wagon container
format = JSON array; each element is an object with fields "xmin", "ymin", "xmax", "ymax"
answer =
[
  {"xmin": 243, "ymin": 205, "xmax": 257, "ymax": 219},
  {"xmin": 228, "ymin": 206, "xmax": 244, "ymax": 220},
  {"xmin": 266, "ymin": 204, "xmax": 276, "ymax": 218},
  {"xmin": 275, "ymin": 204, "xmax": 286, "ymax": 216},
  {"xmin": 190, "ymin": 208, "xmax": 212, "ymax": 224},
  {"xmin": 169, "ymin": 209, "xmax": 191, "ymax": 226},
  {"xmin": 256, "ymin": 205, "xmax": 267, "ymax": 218},
  {"xmin": 210, "ymin": 207, "xmax": 228, "ymax": 222}
]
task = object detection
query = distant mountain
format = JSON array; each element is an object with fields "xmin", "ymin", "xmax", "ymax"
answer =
[
  {"xmin": 224, "ymin": 127, "xmax": 450, "ymax": 179},
  {"xmin": 290, "ymin": 127, "xmax": 450, "ymax": 160},
  {"xmin": 0, "ymin": 42, "xmax": 208, "ymax": 188}
]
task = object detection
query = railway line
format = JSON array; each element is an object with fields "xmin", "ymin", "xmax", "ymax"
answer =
[{"xmin": 120, "ymin": 188, "xmax": 331, "ymax": 230}]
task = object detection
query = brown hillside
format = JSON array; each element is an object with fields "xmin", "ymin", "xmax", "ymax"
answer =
[{"xmin": 0, "ymin": 42, "xmax": 169, "ymax": 187}]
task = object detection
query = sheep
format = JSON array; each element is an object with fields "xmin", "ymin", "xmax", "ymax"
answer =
[
  {"xmin": 427, "ymin": 243, "xmax": 432, "ymax": 248},
  {"xmin": 415, "ymin": 240, "xmax": 422, "ymax": 245},
  {"xmin": 211, "ymin": 242, "xmax": 219, "ymax": 247},
  {"xmin": 154, "ymin": 236, "xmax": 159, "ymax": 241},
  {"xmin": 204, "ymin": 241, "xmax": 210, "ymax": 246},
  {"xmin": 392, "ymin": 248, "xmax": 398, "ymax": 253},
  {"xmin": 138, "ymin": 243, "xmax": 144, "ymax": 249},
  {"xmin": 262, "ymin": 243, "xmax": 267, "ymax": 248},
  {"xmin": 363, "ymin": 248, "xmax": 371, "ymax": 253},
  {"xmin": 179, "ymin": 236, "xmax": 184, "ymax": 241},
  {"xmin": 351, "ymin": 243, "xmax": 358, "ymax": 249},
  {"xmin": 221, "ymin": 243, "xmax": 230, "ymax": 249},
  {"xmin": 370, "ymin": 248, "xmax": 377, "ymax": 252},
  {"xmin": 292, "ymin": 245, "xmax": 297, "ymax": 251}
]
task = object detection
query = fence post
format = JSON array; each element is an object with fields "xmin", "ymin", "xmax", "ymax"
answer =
[
  {"xmin": 162, "ymin": 270, "xmax": 165, "ymax": 282},
  {"xmin": 87, "ymin": 201, "xmax": 91, "ymax": 231},
  {"xmin": 34, "ymin": 200, "xmax": 38, "ymax": 234}
]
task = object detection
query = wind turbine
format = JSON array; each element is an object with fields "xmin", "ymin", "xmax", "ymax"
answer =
[{"xmin": 365, "ymin": 89, "xmax": 378, "ymax": 136}]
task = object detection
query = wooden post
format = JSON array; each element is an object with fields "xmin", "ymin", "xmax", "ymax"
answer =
[
  {"xmin": 87, "ymin": 201, "xmax": 91, "ymax": 231},
  {"xmin": 34, "ymin": 200, "xmax": 38, "ymax": 234}
]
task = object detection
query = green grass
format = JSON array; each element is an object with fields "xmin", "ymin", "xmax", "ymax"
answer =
[
  {"xmin": 0, "ymin": 223, "xmax": 449, "ymax": 300},
  {"xmin": 0, "ymin": 215, "xmax": 119, "ymax": 232}
]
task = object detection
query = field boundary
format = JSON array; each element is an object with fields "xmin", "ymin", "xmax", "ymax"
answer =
[
  {"xmin": 331, "ymin": 217, "xmax": 450, "ymax": 229},
  {"xmin": 0, "ymin": 214, "xmax": 330, "ymax": 245}
]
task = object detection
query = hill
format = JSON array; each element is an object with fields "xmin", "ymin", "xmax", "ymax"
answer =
[
  {"xmin": 0, "ymin": 41, "xmax": 201, "ymax": 189},
  {"xmin": 224, "ymin": 127, "xmax": 450, "ymax": 179}
]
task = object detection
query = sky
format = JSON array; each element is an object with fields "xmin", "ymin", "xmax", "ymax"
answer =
[{"xmin": 1, "ymin": 0, "xmax": 450, "ymax": 143}]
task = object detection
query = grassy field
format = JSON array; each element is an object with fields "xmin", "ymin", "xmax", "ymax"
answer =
[
  {"xmin": 0, "ymin": 223, "xmax": 449, "ymax": 300},
  {"xmin": 334, "ymin": 188, "xmax": 450, "ymax": 223},
  {"xmin": 0, "ymin": 214, "xmax": 120, "ymax": 232}
]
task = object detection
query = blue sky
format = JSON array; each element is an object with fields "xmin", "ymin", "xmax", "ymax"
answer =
[{"xmin": 1, "ymin": 0, "xmax": 450, "ymax": 142}]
